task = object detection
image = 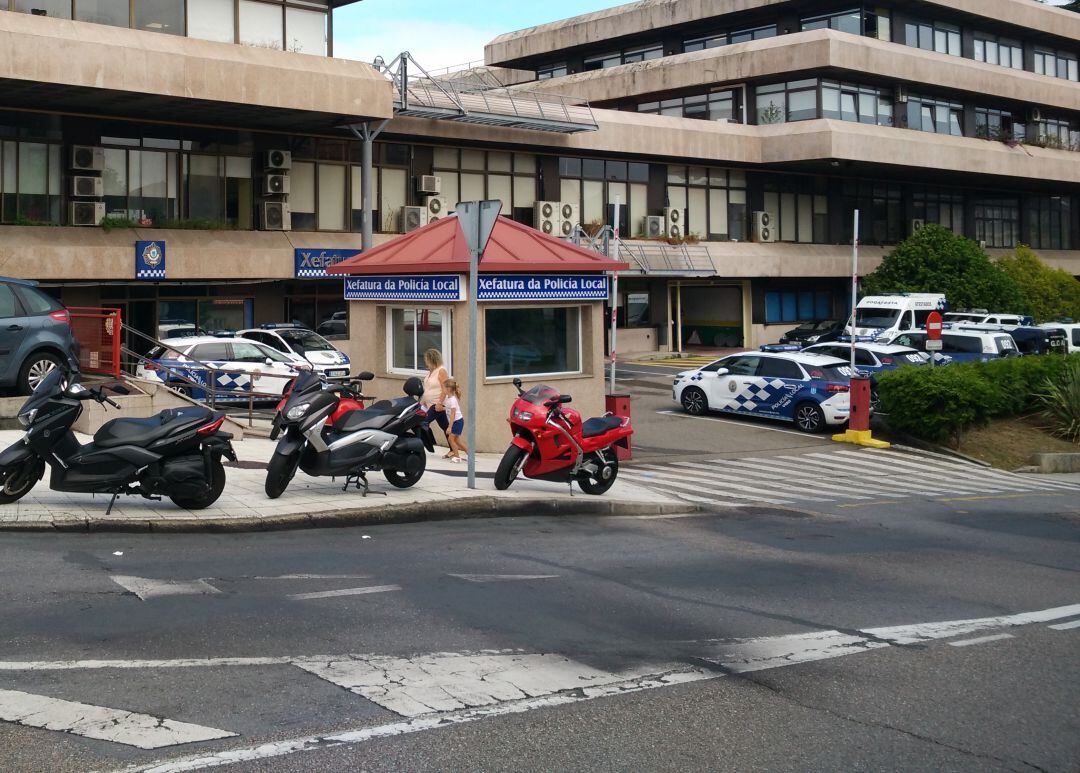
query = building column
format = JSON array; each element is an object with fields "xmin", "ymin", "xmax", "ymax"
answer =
[{"xmin": 349, "ymin": 121, "xmax": 389, "ymax": 252}]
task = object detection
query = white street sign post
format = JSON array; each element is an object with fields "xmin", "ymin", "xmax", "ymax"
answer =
[
  {"xmin": 610, "ymin": 196, "xmax": 620, "ymax": 394},
  {"xmin": 455, "ymin": 200, "xmax": 502, "ymax": 490},
  {"xmin": 850, "ymin": 209, "xmax": 859, "ymax": 374}
]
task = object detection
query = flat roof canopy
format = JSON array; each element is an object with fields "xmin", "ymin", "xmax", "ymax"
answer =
[{"xmin": 328, "ymin": 215, "xmax": 629, "ymax": 275}]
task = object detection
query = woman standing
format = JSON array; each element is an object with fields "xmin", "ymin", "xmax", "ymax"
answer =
[{"xmin": 421, "ymin": 348, "xmax": 450, "ymax": 445}]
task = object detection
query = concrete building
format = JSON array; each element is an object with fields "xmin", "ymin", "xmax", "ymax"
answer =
[{"xmin": 0, "ymin": 0, "xmax": 1078, "ymax": 374}]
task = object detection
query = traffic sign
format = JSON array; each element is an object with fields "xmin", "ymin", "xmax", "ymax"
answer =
[
  {"xmin": 456, "ymin": 200, "xmax": 502, "ymax": 256},
  {"xmin": 927, "ymin": 310, "xmax": 943, "ymax": 341}
]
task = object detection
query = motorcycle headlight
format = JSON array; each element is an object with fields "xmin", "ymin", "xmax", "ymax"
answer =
[
  {"xmin": 286, "ymin": 402, "xmax": 311, "ymax": 421},
  {"xmin": 512, "ymin": 407, "xmax": 533, "ymax": 421},
  {"xmin": 17, "ymin": 409, "xmax": 37, "ymax": 427}
]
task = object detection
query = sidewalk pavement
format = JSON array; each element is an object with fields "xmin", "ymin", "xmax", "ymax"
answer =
[{"xmin": 0, "ymin": 432, "xmax": 692, "ymax": 532}]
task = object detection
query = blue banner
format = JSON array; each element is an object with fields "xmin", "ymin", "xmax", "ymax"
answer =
[
  {"xmin": 344, "ymin": 274, "xmax": 463, "ymax": 301},
  {"xmin": 135, "ymin": 240, "xmax": 165, "ymax": 280},
  {"xmin": 295, "ymin": 248, "xmax": 360, "ymax": 278},
  {"xmin": 477, "ymin": 274, "xmax": 610, "ymax": 301}
]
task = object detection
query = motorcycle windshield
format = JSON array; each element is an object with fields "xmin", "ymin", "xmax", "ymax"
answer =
[
  {"xmin": 520, "ymin": 385, "xmax": 560, "ymax": 406},
  {"xmin": 19, "ymin": 368, "xmax": 65, "ymax": 415}
]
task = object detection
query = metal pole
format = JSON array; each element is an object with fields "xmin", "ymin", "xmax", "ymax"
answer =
[
  {"xmin": 361, "ymin": 128, "xmax": 374, "ymax": 251},
  {"xmin": 675, "ymin": 281, "xmax": 684, "ymax": 353},
  {"xmin": 850, "ymin": 209, "xmax": 860, "ymax": 373},
  {"xmin": 609, "ymin": 196, "xmax": 620, "ymax": 394},
  {"xmin": 466, "ymin": 245, "xmax": 479, "ymax": 490}
]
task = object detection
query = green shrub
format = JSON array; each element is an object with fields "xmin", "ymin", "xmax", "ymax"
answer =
[
  {"xmin": 877, "ymin": 354, "xmax": 1080, "ymax": 446},
  {"xmin": 1039, "ymin": 360, "xmax": 1080, "ymax": 443}
]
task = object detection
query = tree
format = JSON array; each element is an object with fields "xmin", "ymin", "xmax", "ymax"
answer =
[
  {"xmin": 996, "ymin": 245, "xmax": 1080, "ymax": 322},
  {"xmin": 861, "ymin": 224, "xmax": 1026, "ymax": 311}
]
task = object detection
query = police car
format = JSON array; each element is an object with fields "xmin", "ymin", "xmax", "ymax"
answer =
[
  {"xmin": 237, "ymin": 324, "xmax": 351, "ymax": 377},
  {"xmin": 883, "ymin": 329, "xmax": 1019, "ymax": 363},
  {"xmin": 801, "ymin": 339, "xmax": 928, "ymax": 372},
  {"xmin": 672, "ymin": 345, "xmax": 857, "ymax": 433},
  {"xmin": 136, "ymin": 336, "xmax": 299, "ymax": 402}
]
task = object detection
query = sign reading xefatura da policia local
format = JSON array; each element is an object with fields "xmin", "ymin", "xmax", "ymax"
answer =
[
  {"xmin": 135, "ymin": 240, "xmax": 166, "ymax": 280},
  {"xmin": 295, "ymin": 249, "xmax": 360, "ymax": 278},
  {"xmin": 343, "ymin": 274, "xmax": 610, "ymax": 302}
]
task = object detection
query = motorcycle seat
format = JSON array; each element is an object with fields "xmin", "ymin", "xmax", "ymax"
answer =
[
  {"xmin": 93, "ymin": 407, "xmax": 214, "ymax": 449},
  {"xmin": 582, "ymin": 416, "xmax": 623, "ymax": 438},
  {"xmin": 333, "ymin": 408, "xmax": 396, "ymax": 434}
]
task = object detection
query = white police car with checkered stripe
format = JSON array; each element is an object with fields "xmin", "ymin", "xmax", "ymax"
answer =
[
  {"xmin": 136, "ymin": 336, "xmax": 299, "ymax": 402},
  {"xmin": 802, "ymin": 340, "xmax": 929, "ymax": 372},
  {"xmin": 237, "ymin": 324, "xmax": 351, "ymax": 378},
  {"xmin": 672, "ymin": 346, "xmax": 857, "ymax": 433}
]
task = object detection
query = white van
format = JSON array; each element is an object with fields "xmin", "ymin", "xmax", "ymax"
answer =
[
  {"xmin": 1041, "ymin": 322, "xmax": 1080, "ymax": 354},
  {"xmin": 850, "ymin": 293, "xmax": 947, "ymax": 339}
]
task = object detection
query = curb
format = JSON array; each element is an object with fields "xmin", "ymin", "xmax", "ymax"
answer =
[{"xmin": 0, "ymin": 497, "xmax": 707, "ymax": 534}]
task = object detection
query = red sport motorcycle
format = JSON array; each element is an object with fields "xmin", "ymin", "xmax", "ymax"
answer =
[{"xmin": 494, "ymin": 378, "xmax": 632, "ymax": 495}]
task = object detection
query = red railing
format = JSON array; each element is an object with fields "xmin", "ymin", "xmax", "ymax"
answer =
[{"xmin": 68, "ymin": 307, "xmax": 122, "ymax": 379}]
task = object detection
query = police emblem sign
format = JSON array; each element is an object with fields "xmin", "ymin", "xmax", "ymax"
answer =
[{"xmin": 135, "ymin": 240, "xmax": 166, "ymax": 280}]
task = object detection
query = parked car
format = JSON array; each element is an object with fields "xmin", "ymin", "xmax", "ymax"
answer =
[
  {"xmin": 954, "ymin": 323, "xmax": 1068, "ymax": 357},
  {"xmin": 779, "ymin": 319, "xmax": 845, "ymax": 345},
  {"xmin": 673, "ymin": 346, "xmax": 857, "ymax": 433},
  {"xmin": 1041, "ymin": 322, "xmax": 1080, "ymax": 354},
  {"xmin": 944, "ymin": 309, "xmax": 1033, "ymax": 327},
  {"xmin": 885, "ymin": 329, "xmax": 1019, "ymax": 363},
  {"xmin": 0, "ymin": 277, "xmax": 81, "ymax": 394},
  {"xmin": 136, "ymin": 336, "xmax": 299, "ymax": 402},
  {"xmin": 238, "ymin": 324, "xmax": 351, "ymax": 378},
  {"xmin": 802, "ymin": 341, "xmax": 928, "ymax": 372}
]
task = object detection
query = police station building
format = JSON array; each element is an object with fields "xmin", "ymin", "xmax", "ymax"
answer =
[{"xmin": 1, "ymin": 0, "xmax": 1078, "ymax": 369}]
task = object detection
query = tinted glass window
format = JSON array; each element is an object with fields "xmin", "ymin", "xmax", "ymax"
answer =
[
  {"xmin": 0, "ymin": 285, "xmax": 18, "ymax": 318},
  {"xmin": 700, "ymin": 359, "xmax": 726, "ymax": 373},
  {"xmin": 14, "ymin": 285, "xmax": 60, "ymax": 315},
  {"xmin": 855, "ymin": 349, "xmax": 876, "ymax": 366},
  {"xmin": 758, "ymin": 357, "xmax": 804, "ymax": 379},
  {"xmin": 725, "ymin": 356, "xmax": 761, "ymax": 376},
  {"xmin": 231, "ymin": 342, "xmax": 269, "ymax": 362},
  {"xmin": 941, "ymin": 335, "xmax": 984, "ymax": 354},
  {"xmin": 1074, "ymin": 329, "xmax": 1080, "ymax": 347},
  {"xmin": 190, "ymin": 343, "xmax": 230, "ymax": 361}
]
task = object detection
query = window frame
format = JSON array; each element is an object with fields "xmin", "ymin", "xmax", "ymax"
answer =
[
  {"xmin": 384, "ymin": 305, "xmax": 453, "ymax": 376},
  {"xmin": 483, "ymin": 305, "xmax": 584, "ymax": 380}
]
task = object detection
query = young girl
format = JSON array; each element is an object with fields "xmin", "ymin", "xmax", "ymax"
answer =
[{"xmin": 441, "ymin": 378, "xmax": 468, "ymax": 463}]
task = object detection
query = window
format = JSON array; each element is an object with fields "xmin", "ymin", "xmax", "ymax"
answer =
[
  {"xmin": 75, "ymin": 0, "xmax": 128, "ymax": 27},
  {"xmin": 231, "ymin": 341, "xmax": 272, "ymax": 363},
  {"xmin": 0, "ymin": 141, "xmax": 62, "ymax": 224},
  {"xmin": 722, "ymin": 355, "xmax": 761, "ymax": 376},
  {"xmin": 637, "ymin": 88, "xmax": 740, "ymax": 122},
  {"xmin": 102, "ymin": 147, "xmax": 179, "ymax": 225},
  {"xmin": 666, "ymin": 166, "xmax": 746, "ymax": 240},
  {"xmin": 1034, "ymin": 48, "xmax": 1079, "ymax": 82},
  {"xmin": 485, "ymin": 307, "xmax": 581, "ymax": 378},
  {"xmin": 134, "ymin": 0, "xmax": 184, "ymax": 35},
  {"xmin": 765, "ymin": 291, "xmax": 837, "ymax": 324},
  {"xmin": 763, "ymin": 181, "xmax": 828, "ymax": 244},
  {"xmin": 286, "ymin": 7, "xmax": 326, "ymax": 55},
  {"xmin": 13, "ymin": 0, "xmax": 71, "ymax": 17},
  {"xmin": 583, "ymin": 44, "xmax": 661, "ymax": 70},
  {"xmin": 973, "ymin": 198, "xmax": 1020, "ymax": 248},
  {"xmin": 560, "ymin": 156, "xmax": 646, "ymax": 235},
  {"xmin": 1025, "ymin": 195, "xmax": 1072, "ymax": 250},
  {"xmin": 755, "ymin": 80, "xmax": 817, "ymax": 124},
  {"xmin": 974, "ymin": 33, "xmax": 1022, "ymax": 70},
  {"xmin": 974, "ymin": 108, "xmax": 1015, "ymax": 141},
  {"xmin": 1029, "ymin": 117, "xmax": 1080, "ymax": 151},
  {"xmin": 434, "ymin": 149, "xmax": 537, "ymax": 225},
  {"xmin": 729, "ymin": 25, "xmax": 776, "ymax": 44},
  {"xmin": 184, "ymin": 154, "xmax": 252, "ymax": 228},
  {"xmin": 0, "ymin": 285, "xmax": 17, "ymax": 318},
  {"xmin": 904, "ymin": 20, "xmax": 960, "ymax": 57},
  {"xmin": 187, "ymin": 0, "xmax": 235, "ymax": 43},
  {"xmin": 239, "ymin": 0, "xmax": 283, "ymax": 49},
  {"xmin": 13, "ymin": 284, "xmax": 61, "ymax": 315},
  {"xmin": 912, "ymin": 186, "xmax": 964, "ymax": 235},
  {"xmin": 840, "ymin": 180, "xmax": 903, "ymax": 245},
  {"xmin": 758, "ymin": 358, "xmax": 804, "ymax": 380},
  {"xmin": 821, "ymin": 80, "xmax": 892, "ymax": 126},
  {"xmin": 537, "ymin": 64, "xmax": 568, "ymax": 80},
  {"xmin": 906, "ymin": 95, "xmax": 963, "ymax": 136},
  {"xmin": 317, "ymin": 164, "xmax": 346, "ymax": 231},
  {"xmin": 388, "ymin": 308, "xmax": 450, "ymax": 374},
  {"xmin": 190, "ymin": 342, "xmax": 231, "ymax": 362},
  {"xmin": 801, "ymin": 9, "xmax": 862, "ymax": 35},
  {"xmin": 684, "ymin": 32, "xmax": 726, "ymax": 52}
]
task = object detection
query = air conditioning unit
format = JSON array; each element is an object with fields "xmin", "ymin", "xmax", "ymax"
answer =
[
  {"xmin": 70, "ymin": 145, "xmax": 104, "ymax": 172},
  {"xmin": 534, "ymin": 201, "xmax": 559, "ymax": 235},
  {"xmin": 417, "ymin": 175, "xmax": 441, "ymax": 195},
  {"xmin": 70, "ymin": 176, "xmax": 103, "ymax": 198},
  {"xmin": 264, "ymin": 173, "xmax": 290, "ymax": 196},
  {"xmin": 261, "ymin": 201, "xmax": 291, "ymax": 231},
  {"xmin": 424, "ymin": 195, "xmax": 447, "ymax": 221},
  {"xmin": 911, "ymin": 218, "xmax": 925, "ymax": 233},
  {"xmin": 664, "ymin": 206, "xmax": 684, "ymax": 239},
  {"xmin": 69, "ymin": 201, "xmax": 104, "ymax": 226},
  {"xmin": 1029, "ymin": 107, "xmax": 1042, "ymax": 123},
  {"xmin": 644, "ymin": 215, "xmax": 665, "ymax": 238},
  {"xmin": 895, "ymin": 84, "xmax": 908, "ymax": 104},
  {"xmin": 978, "ymin": 239, "xmax": 988, "ymax": 249},
  {"xmin": 559, "ymin": 202, "xmax": 579, "ymax": 237},
  {"xmin": 401, "ymin": 206, "xmax": 428, "ymax": 232},
  {"xmin": 752, "ymin": 211, "xmax": 776, "ymax": 243},
  {"xmin": 265, "ymin": 150, "xmax": 292, "ymax": 170}
]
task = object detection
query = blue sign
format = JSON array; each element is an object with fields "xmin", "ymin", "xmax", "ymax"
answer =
[
  {"xmin": 135, "ymin": 240, "xmax": 165, "ymax": 280},
  {"xmin": 344, "ymin": 274, "xmax": 463, "ymax": 301},
  {"xmin": 477, "ymin": 274, "xmax": 610, "ymax": 301},
  {"xmin": 295, "ymin": 248, "xmax": 360, "ymax": 278}
]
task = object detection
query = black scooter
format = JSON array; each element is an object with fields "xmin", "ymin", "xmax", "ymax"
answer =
[
  {"xmin": 265, "ymin": 370, "xmax": 435, "ymax": 498},
  {"xmin": 0, "ymin": 370, "xmax": 236, "ymax": 513}
]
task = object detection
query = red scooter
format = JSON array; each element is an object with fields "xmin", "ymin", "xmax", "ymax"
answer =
[{"xmin": 494, "ymin": 378, "xmax": 632, "ymax": 495}]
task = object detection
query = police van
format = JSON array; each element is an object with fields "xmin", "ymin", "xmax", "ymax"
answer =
[
  {"xmin": 1041, "ymin": 322, "xmax": 1080, "ymax": 354},
  {"xmin": 885, "ymin": 329, "xmax": 1019, "ymax": 363},
  {"xmin": 944, "ymin": 309, "xmax": 1033, "ymax": 327},
  {"xmin": 850, "ymin": 293, "xmax": 947, "ymax": 340},
  {"xmin": 673, "ymin": 345, "xmax": 856, "ymax": 433}
]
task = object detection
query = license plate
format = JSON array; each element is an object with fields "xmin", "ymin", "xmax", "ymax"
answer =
[{"xmin": 328, "ymin": 369, "xmax": 349, "ymax": 377}]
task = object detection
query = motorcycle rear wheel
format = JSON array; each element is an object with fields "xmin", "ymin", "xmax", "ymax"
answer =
[
  {"xmin": 578, "ymin": 454, "xmax": 619, "ymax": 495},
  {"xmin": 0, "ymin": 457, "xmax": 44, "ymax": 505},
  {"xmin": 264, "ymin": 451, "xmax": 301, "ymax": 499},
  {"xmin": 494, "ymin": 445, "xmax": 529, "ymax": 491},
  {"xmin": 170, "ymin": 458, "xmax": 226, "ymax": 510},
  {"xmin": 383, "ymin": 451, "xmax": 426, "ymax": 488}
]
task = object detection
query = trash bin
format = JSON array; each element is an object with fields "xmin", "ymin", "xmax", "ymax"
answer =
[{"xmin": 605, "ymin": 392, "xmax": 632, "ymax": 461}]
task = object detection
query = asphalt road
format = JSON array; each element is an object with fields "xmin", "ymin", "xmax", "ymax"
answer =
[{"xmin": 0, "ymin": 488, "xmax": 1077, "ymax": 772}]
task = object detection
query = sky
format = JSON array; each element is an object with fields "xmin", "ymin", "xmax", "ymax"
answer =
[{"xmin": 332, "ymin": 0, "xmax": 618, "ymax": 72}]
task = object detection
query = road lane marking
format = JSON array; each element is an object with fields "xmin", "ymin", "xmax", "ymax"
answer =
[
  {"xmin": 287, "ymin": 584, "xmax": 401, "ymax": 601},
  {"xmin": 740, "ymin": 454, "xmax": 962, "ymax": 497},
  {"xmin": 0, "ymin": 689, "xmax": 235, "ymax": 749},
  {"xmin": 660, "ymin": 463, "xmax": 838, "ymax": 502},
  {"xmin": 614, "ymin": 478, "xmax": 734, "ymax": 506},
  {"xmin": 837, "ymin": 501, "xmax": 900, "ymax": 508},
  {"xmin": 803, "ymin": 452, "xmax": 1009, "ymax": 494},
  {"xmin": 253, "ymin": 574, "xmax": 372, "ymax": 580},
  {"xmin": 767, "ymin": 454, "xmax": 961, "ymax": 498},
  {"xmin": 622, "ymin": 469, "xmax": 797, "ymax": 505},
  {"xmin": 698, "ymin": 630, "xmax": 889, "ymax": 673},
  {"xmin": 447, "ymin": 574, "xmax": 560, "ymax": 583},
  {"xmin": 654, "ymin": 410, "xmax": 831, "ymax": 439},
  {"xmin": 948, "ymin": 634, "xmax": 1014, "ymax": 647},
  {"xmin": 843, "ymin": 448, "xmax": 1080, "ymax": 492},
  {"xmin": 862, "ymin": 447, "xmax": 1080, "ymax": 491},
  {"xmin": 110, "ymin": 576, "xmax": 221, "ymax": 601},
  {"xmin": 862, "ymin": 603, "xmax": 1080, "ymax": 645},
  {"xmin": 684, "ymin": 458, "xmax": 877, "ymax": 500},
  {"xmin": 1048, "ymin": 619, "xmax": 1080, "ymax": 631},
  {"xmin": 939, "ymin": 493, "xmax": 1063, "ymax": 502},
  {"xmin": 0, "ymin": 657, "xmax": 298, "ymax": 672},
  {"xmin": 717, "ymin": 457, "xmax": 909, "ymax": 499}
]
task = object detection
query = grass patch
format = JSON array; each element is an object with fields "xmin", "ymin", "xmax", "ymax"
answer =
[{"xmin": 955, "ymin": 414, "xmax": 1078, "ymax": 470}]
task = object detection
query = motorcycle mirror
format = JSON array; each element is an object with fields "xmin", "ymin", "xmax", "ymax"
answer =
[
  {"xmin": 357, "ymin": 371, "xmax": 375, "ymax": 381},
  {"xmin": 512, "ymin": 377, "xmax": 523, "ymax": 389}
]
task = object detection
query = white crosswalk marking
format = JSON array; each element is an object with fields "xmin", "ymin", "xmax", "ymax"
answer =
[
  {"xmin": 110, "ymin": 576, "xmax": 221, "ymax": 601},
  {"xmin": 624, "ymin": 449, "xmax": 1080, "ymax": 507}
]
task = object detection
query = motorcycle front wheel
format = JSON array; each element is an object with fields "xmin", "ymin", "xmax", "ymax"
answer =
[
  {"xmin": 0, "ymin": 456, "xmax": 44, "ymax": 505},
  {"xmin": 494, "ymin": 445, "xmax": 529, "ymax": 491},
  {"xmin": 170, "ymin": 457, "xmax": 226, "ymax": 510},
  {"xmin": 264, "ymin": 451, "xmax": 301, "ymax": 499},
  {"xmin": 383, "ymin": 450, "xmax": 426, "ymax": 488},
  {"xmin": 578, "ymin": 454, "xmax": 619, "ymax": 495}
]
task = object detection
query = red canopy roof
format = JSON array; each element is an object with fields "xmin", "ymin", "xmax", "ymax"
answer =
[{"xmin": 327, "ymin": 215, "xmax": 629, "ymax": 275}]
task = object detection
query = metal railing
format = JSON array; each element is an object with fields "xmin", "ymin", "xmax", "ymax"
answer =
[{"xmin": 568, "ymin": 226, "xmax": 718, "ymax": 275}]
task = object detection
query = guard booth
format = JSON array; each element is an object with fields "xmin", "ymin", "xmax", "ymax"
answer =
[{"xmin": 328, "ymin": 215, "xmax": 627, "ymax": 452}]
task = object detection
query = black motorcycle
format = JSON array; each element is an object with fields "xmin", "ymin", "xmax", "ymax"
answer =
[
  {"xmin": 265, "ymin": 370, "xmax": 434, "ymax": 498},
  {"xmin": 0, "ymin": 370, "xmax": 236, "ymax": 513}
]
